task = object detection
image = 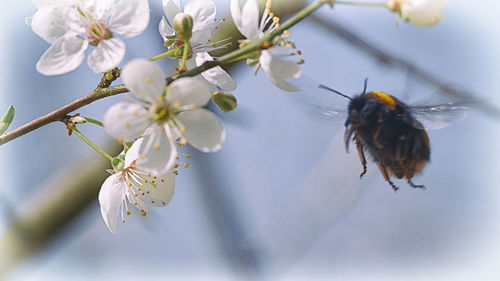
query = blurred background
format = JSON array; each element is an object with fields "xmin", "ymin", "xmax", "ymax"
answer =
[{"xmin": 1, "ymin": 0, "xmax": 500, "ymax": 280}]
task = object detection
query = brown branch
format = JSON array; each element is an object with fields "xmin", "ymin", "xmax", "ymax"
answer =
[{"xmin": 0, "ymin": 85, "xmax": 128, "ymax": 146}]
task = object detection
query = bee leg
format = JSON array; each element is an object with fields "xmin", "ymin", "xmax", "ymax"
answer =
[
  {"xmin": 377, "ymin": 161, "xmax": 399, "ymax": 191},
  {"xmin": 355, "ymin": 140, "xmax": 367, "ymax": 179},
  {"xmin": 407, "ymin": 179, "xmax": 425, "ymax": 190}
]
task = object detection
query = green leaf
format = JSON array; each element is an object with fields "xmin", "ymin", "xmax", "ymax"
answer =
[{"xmin": 0, "ymin": 105, "xmax": 15, "ymax": 135}]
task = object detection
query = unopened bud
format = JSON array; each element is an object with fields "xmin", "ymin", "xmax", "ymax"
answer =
[
  {"xmin": 212, "ymin": 92, "xmax": 237, "ymax": 112},
  {"xmin": 70, "ymin": 116, "xmax": 87, "ymax": 124},
  {"xmin": 0, "ymin": 105, "xmax": 15, "ymax": 135},
  {"xmin": 173, "ymin": 13, "xmax": 193, "ymax": 42}
]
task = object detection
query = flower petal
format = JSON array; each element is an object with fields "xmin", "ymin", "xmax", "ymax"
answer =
[
  {"xmin": 36, "ymin": 34, "xmax": 88, "ymax": 75},
  {"xmin": 87, "ymin": 38, "xmax": 125, "ymax": 73},
  {"xmin": 176, "ymin": 109, "xmax": 225, "ymax": 152},
  {"xmin": 231, "ymin": 0, "xmax": 259, "ymax": 40},
  {"xmin": 162, "ymin": 0, "xmax": 181, "ymax": 25},
  {"xmin": 109, "ymin": 0, "xmax": 150, "ymax": 38},
  {"xmin": 260, "ymin": 50, "xmax": 301, "ymax": 92},
  {"xmin": 121, "ymin": 59, "xmax": 166, "ymax": 102},
  {"xmin": 31, "ymin": 0, "xmax": 76, "ymax": 9},
  {"xmin": 166, "ymin": 77, "xmax": 212, "ymax": 107},
  {"xmin": 98, "ymin": 173, "xmax": 125, "ymax": 233},
  {"xmin": 196, "ymin": 52, "xmax": 236, "ymax": 91},
  {"xmin": 30, "ymin": 5, "xmax": 69, "ymax": 43},
  {"xmin": 77, "ymin": 0, "xmax": 113, "ymax": 21},
  {"xmin": 124, "ymin": 137, "xmax": 142, "ymax": 167},
  {"xmin": 159, "ymin": 16, "xmax": 175, "ymax": 39},
  {"xmin": 103, "ymin": 102, "xmax": 150, "ymax": 143},
  {"xmin": 140, "ymin": 171, "xmax": 176, "ymax": 207},
  {"xmin": 137, "ymin": 125, "xmax": 178, "ymax": 175},
  {"xmin": 184, "ymin": 0, "xmax": 216, "ymax": 43},
  {"xmin": 126, "ymin": 190, "xmax": 148, "ymax": 214},
  {"xmin": 402, "ymin": 0, "xmax": 446, "ymax": 27}
]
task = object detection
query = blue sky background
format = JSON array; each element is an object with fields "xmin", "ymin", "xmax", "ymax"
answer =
[{"xmin": 1, "ymin": 0, "xmax": 500, "ymax": 280}]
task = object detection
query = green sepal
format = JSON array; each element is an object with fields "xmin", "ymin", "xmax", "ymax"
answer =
[{"xmin": 0, "ymin": 105, "xmax": 15, "ymax": 135}]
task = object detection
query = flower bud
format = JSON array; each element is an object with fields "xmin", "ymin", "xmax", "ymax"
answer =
[
  {"xmin": 386, "ymin": 0, "xmax": 446, "ymax": 27},
  {"xmin": 112, "ymin": 154, "xmax": 125, "ymax": 171},
  {"xmin": 173, "ymin": 13, "xmax": 193, "ymax": 42},
  {"xmin": 212, "ymin": 92, "xmax": 237, "ymax": 112},
  {"xmin": 0, "ymin": 105, "xmax": 15, "ymax": 135},
  {"xmin": 70, "ymin": 116, "xmax": 87, "ymax": 124}
]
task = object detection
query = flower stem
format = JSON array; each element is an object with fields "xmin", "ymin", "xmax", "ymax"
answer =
[
  {"xmin": 334, "ymin": 1, "xmax": 387, "ymax": 7},
  {"xmin": 179, "ymin": 42, "xmax": 190, "ymax": 71},
  {"xmin": 149, "ymin": 49, "xmax": 175, "ymax": 61},
  {"xmin": 71, "ymin": 125, "xmax": 113, "ymax": 161},
  {"xmin": 84, "ymin": 117, "xmax": 103, "ymax": 127}
]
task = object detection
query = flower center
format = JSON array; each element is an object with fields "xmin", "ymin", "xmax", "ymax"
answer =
[
  {"xmin": 86, "ymin": 21, "xmax": 112, "ymax": 46},
  {"xmin": 148, "ymin": 100, "xmax": 178, "ymax": 123}
]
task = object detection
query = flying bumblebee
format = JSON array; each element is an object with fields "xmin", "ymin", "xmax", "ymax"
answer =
[{"xmin": 312, "ymin": 80, "xmax": 467, "ymax": 191}]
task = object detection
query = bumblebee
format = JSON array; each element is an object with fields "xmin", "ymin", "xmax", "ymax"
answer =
[{"xmin": 317, "ymin": 81, "xmax": 466, "ymax": 191}]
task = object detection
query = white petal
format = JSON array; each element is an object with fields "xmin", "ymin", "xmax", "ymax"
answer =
[
  {"xmin": 30, "ymin": 5, "xmax": 69, "ymax": 43},
  {"xmin": 109, "ymin": 0, "xmax": 150, "ymax": 38},
  {"xmin": 402, "ymin": 0, "xmax": 446, "ymax": 27},
  {"xmin": 31, "ymin": 0, "xmax": 76, "ymax": 9},
  {"xmin": 176, "ymin": 109, "xmax": 225, "ymax": 152},
  {"xmin": 137, "ymin": 125, "xmax": 178, "ymax": 175},
  {"xmin": 162, "ymin": 0, "xmax": 181, "ymax": 25},
  {"xmin": 126, "ymin": 190, "xmax": 148, "ymax": 214},
  {"xmin": 36, "ymin": 34, "xmax": 88, "ymax": 75},
  {"xmin": 87, "ymin": 38, "xmax": 125, "ymax": 73},
  {"xmin": 103, "ymin": 102, "xmax": 150, "ymax": 143},
  {"xmin": 124, "ymin": 137, "xmax": 142, "ymax": 167},
  {"xmin": 122, "ymin": 59, "xmax": 166, "ymax": 102},
  {"xmin": 196, "ymin": 52, "xmax": 236, "ymax": 91},
  {"xmin": 159, "ymin": 16, "xmax": 175, "ymax": 39},
  {"xmin": 167, "ymin": 77, "xmax": 212, "ymax": 107},
  {"xmin": 140, "ymin": 171, "xmax": 176, "ymax": 207},
  {"xmin": 77, "ymin": 0, "xmax": 113, "ymax": 21},
  {"xmin": 98, "ymin": 173, "xmax": 125, "ymax": 233},
  {"xmin": 184, "ymin": 0, "xmax": 216, "ymax": 43},
  {"xmin": 260, "ymin": 50, "xmax": 302, "ymax": 92},
  {"xmin": 231, "ymin": 0, "xmax": 259, "ymax": 40}
]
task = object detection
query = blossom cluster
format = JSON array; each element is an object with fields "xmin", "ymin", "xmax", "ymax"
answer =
[{"xmin": 26, "ymin": 0, "xmax": 447, "ymax": 232}]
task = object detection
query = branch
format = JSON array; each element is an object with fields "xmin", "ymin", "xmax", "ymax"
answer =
[{"xmin": 0, "ymin": 85, "xmax": 128, "ymax": 145}]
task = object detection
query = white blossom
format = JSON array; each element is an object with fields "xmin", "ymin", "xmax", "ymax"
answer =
[
  {"xmin": 230, "ymin": 0, "xmax": 302, "ymax": 92},
  {"xmin": 387, "ymin": 0, "xmax": 447, "ymax": 27},
  {"xmin": 103, "ymin": 59, "xmax": 225, "ymax": 175},
  {"xmin": 160, "ymin": 0, "xmax": 236, "ymax": 91},
  {"xmin": 99, "ymin": 139, "xmax": 175, "ymax": 233},
  {"xmin": 29, "ymin": 0, "xmax": 150, "ymax": 75}
]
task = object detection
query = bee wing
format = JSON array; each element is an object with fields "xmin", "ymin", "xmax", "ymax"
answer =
[
  {"xmin": 410, "ymin": 103, "xmax": 468, "ymax": 130},
  {"xmin": 291, "ymin": 76, "xmax": 349, "ymax": 127}
]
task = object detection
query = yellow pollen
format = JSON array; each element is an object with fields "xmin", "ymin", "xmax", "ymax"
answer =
[
  {"xmin": 184, "ymin": 163, "xmax": 189, "ymax": 168},
  {"xmin": 141, "ymin": 210, "xmax": 147, "ymax": 216},
  {"xmin": 283, "ymin": 30, "xmax": 290, "ymax": 37},
  {"xmin": 273, "ymin": 16, "xmax": 280, "ymax": 23},
  {"xmin": 145, "ymin": 77, "xmax": 152, "ymax": 83},
  {"xmin": 139, "ymin": 154, "xmax": 145, "ymax": 160},
  {"xmin": 176, "ymin": 156, "xmax": 180, "ymax": 160},
  {"xmin": 152, "ymin": 200, "xmax": 155, "ymax": 204},
  {"xmin": 297, "ymin": 59, "xmax": 305, "ymax": 65},
  {"xmin": 141, "ymin": 183, "xmax": 144, "ymax": 187},
  {"xmin": 222, "ymin": 17, "xmax": 226, "ymax": 21},
  {"xmin": 126, "ymin": 210, "xmax": 131, "ymax": 215},
  {"xmin": 269, "ymin": 12, "xmax": 274, "ymax": 18},
  {"xmin": 180, "ymin": 126, "xmax": 187, "ymax": 134},
  {"xmin": 121, "ymin": 219, "xmax": 125, "ymax": 223},
  {"xmin": 173, "ymin": 164, "xmax": 179, "ymax": 168},
  {"xmin": 173, "ymin": 101, "xmax": 181, "ymax": 108},
  {"xmin": 190, "ymin": 103, "xmax": 196, "ymax": 109},
  {"xmin": 128, "ymin": 182, "xmax": 132, "ymax": 187},
  {"xmin": 297, "ymin": 50, "xmax": 302, "ymax": 55},
  {"xmin": 179, "ymin": 138, "xmax": 187, "ymax": 145},
  {"xmin": 163, "ymin": 202, "xmax": 166, "ymax": 205},
  {"xmin": 118, "ymin": 138, "xmax": 124, "ymax": 145},
  {"xmin": 185, "ymin": 155, "xmax": 191, "ymax": 158},
  {"xmin": 153, "ymin": 143, "xmax": 160, "ymax": 150},
  {"xmin": 173, "ymin": 170, "xmax": 179, "ymax": 175},
  {"xmin": 142, "ymin": 192, "xmax": 145, "ymax": 195}
]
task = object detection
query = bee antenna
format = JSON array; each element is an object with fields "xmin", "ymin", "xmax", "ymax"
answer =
[
  {"xmin": 362, "ymin": 78, "xmax": 368, "ymax": 94},
  {"xmin": 318, "ymin": 84, "xmax": 352, "ymax": 100}
]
